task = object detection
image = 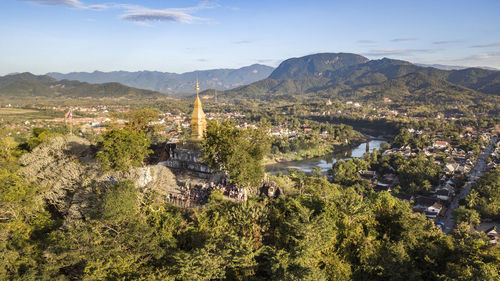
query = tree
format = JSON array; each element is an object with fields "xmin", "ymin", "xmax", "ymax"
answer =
[
  {"xmin": 468, "ymin": 167, "xmax": 500, "ymax": 218},
  {"xmin": 396, "ymin": 153, "xmax": 442, "ymax": 194},
  {"xmin": 45, "ymin": 184, "xmax": 164, "ymax": 280},
  {"xmin": 311, "ymin": 166, "xmax": 323, "ymax": 178},
  {"xmin": 101, "ymin": 181, "xmax": 139, "ymax": 223},
  {"xmin": 465, "ymin": 189, "xmax": 479, "ymax": 208},
  {"xmin": 454, "ymin": 206, "xmax": 481, "ymax": 227},
  {"xmin": 331, "ymin": 158, "xmax": 368, "ymax": 186},
  {"xmin": 96, "ymin": 129, "xmax": 152, "ymax": 171},
  {"xmin": 0, "ymin": 136, "xmax": 17, "ymax": 163},
  {"xmin": 392, "ymin": 128, "xmax": 413, "ymax": 148},
  {"xmin": 201, "ymin": 121, "xmax": 271, "ymax": 188},
  {"xmin": 0, "ymin": 160, "xmax": 54, "ymax": 280},
  {"xmin": 443, "ymin": 223, "xmax": 500, "ymax": 280},
  {"xmin": 23, "ymin": 127, "xmax": 61, "ymax": 151},
  {"xmin": 126, "ymin": 108, "xmax": 160, "ymax": 135}
]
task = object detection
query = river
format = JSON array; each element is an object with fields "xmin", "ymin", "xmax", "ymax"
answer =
[{"xmin": 265, "ymin": 140, "xmax": 386, "ymax": 174}]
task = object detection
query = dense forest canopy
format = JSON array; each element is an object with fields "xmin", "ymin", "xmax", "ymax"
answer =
[{"xmin": 0, "ymin": 124, "xmax": 499, "ymax": 280}]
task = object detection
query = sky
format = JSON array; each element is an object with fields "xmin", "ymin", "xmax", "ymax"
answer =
[{"xmin": 1, "ymin": 0, "xmax": 500, "ymax": 75}]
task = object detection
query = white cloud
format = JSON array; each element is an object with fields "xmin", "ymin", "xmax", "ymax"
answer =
[
  {"xmin": 471, "ymin": 42, "xmax": 500, "ymax": 48},
  {"xmin": 357, "ymin": 40, "xmax": 376, "ymax": 44},
  {"xmin": 438, "ymin": 52, "xmax": 500, "ymax": 69},
  {"xmin": 19, "ymin": 0, "xmax": 216, "ymax": 23},
  {"xmin": 462, "ymin": 52, "xmax": 500, "ymax": 60},
  {"xmin": 120, "ymin": 1, "xmax": 215, "ymax": 23},
  {"xmin": 121, "ymin": 9, "xmax": 201, "ymax": 23},
  {"xmin": 433, "ymin": 40, "xmax": 461, "ymax": 45},
  {"xmin": 20, "ymin": 0, "xmax": 106, "ymax": 10},
  {"xmin": 21, "ymin": 0, "xmax": 82, "ymax": 8},
  {"xmin": 390, "ymin": 38, "xmax": 418, "ymax": 42}
]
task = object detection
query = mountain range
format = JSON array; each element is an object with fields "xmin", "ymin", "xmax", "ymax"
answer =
[
  {"xmin": 0, "ymin": 72, "xmax": 165, "ymax": 100},
  {"xmin": 47, "ymin": 64, "xmax": 274, "ymax": 95},
  {"xmin": 219, "ymin": 53, "xmax": 500, "ymax": 104},
  {"xmin": 2, "ymin": 53, "xmax": 500, "ymax": 104}
]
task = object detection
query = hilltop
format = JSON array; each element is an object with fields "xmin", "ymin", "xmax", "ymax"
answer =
[
  {"xmin": 268, "ymin": 53, "xmax": 369, "ymax": 79},
  {"xmin": 0, "ymin": 72, "xmax": 166, "ymax": 100}
]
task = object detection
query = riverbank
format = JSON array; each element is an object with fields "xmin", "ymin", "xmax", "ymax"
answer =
[
  {"xmin": 264, "ymin": 139, "xmax": 365, "ymax": 165},
  {"xmin": 265, "ymin": 140, "xmax": 387, "ymax": 175}
]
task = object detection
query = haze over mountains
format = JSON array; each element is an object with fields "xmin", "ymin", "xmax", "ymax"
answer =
[
  {"xmin": 415, "ymin": 63, "xmax": 498, "ymax": 71},
  {"xmin": 48, "ymin": 64, "xmax": 274, "ymax": 95}
]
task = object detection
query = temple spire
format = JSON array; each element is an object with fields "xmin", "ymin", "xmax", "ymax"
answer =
[
  {"xmin": 190, "ymin": 78, "xmax": 206, "ymax": 141},
  {"xmin": 195, "ymin": 77, "xmax": 200, "ymax": 97}
]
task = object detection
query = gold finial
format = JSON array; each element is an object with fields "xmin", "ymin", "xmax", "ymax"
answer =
[
  {"xmin": 191, "ymin": 77, "xmax": 206, "ymax": 141},
  {"xmin": 195, "ymin": 77, "xmax": 200, "ymax": 95}
]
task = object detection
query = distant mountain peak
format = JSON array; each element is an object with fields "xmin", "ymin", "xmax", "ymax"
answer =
[
  {"xmin": 221, "ymin": 52, "xmax": 500, "ymax": 104},
  {"xmin": 269, "ymin": 53, "xmax": 369, "ymax": 80}
]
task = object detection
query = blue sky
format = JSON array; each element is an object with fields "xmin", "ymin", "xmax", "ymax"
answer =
[{"xmin": 1, "ymin": 0, "xmax": 500, "ymax": 75}]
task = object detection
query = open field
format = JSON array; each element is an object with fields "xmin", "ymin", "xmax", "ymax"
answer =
[
  {"xmin": 0, "ymin": 108, "xmax": 40, "ymax": 115},
  {"xmin": 0, "ymin": 107, "xmax": 63, "ymax": 121}
]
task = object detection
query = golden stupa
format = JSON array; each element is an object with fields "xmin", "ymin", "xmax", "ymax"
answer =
[{"xmin": 190, "ymin": 78, "xmax": 207, "ymax": 140}]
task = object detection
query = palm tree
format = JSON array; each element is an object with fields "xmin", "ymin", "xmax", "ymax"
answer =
[{"xmin": 466, "ymin": 189, "xmax": 479, "ymax": 208}]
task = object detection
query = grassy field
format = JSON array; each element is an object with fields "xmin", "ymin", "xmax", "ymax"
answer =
[
  {"xmin": 0, "ymin": 108, "xmax": 63, "ymax": 121},
  {"xmin": 0, "ymin": 108, "xmax": 40, "ymax": 115}
]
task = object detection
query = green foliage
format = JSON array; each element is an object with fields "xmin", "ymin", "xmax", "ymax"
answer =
[
  {"xmin": 392, "ymin": 128, "xmax": 430, "ymax": 149},
  {"xmin": 127, "ymin": 108, "xmax": 160, "ymax": 134},
  {"xmin": 465, "ymin": 167, "xmax": 500, "ymax": 219},
  {"xmin": 22, "ymin": 127, "xmax": 63, "ymax": 152},
  {"xmin": 2, "ymin": 172, "xmax": 500, "ymax": 280},
  {"xmin": 0, "ymin": 72, "xmax": 164, "ymax": 99},
  {"xmin": 444, "ymin": 223, "xmax": 500, "ymax": 281},
  {"xmin": 331, "ymin": 158, "xmax": 368, "ymax": 186},
  {"xmin": 0, "ymin": 145, "xmax": 55, "ymax": 280},
  {"xmin": 396, "ymin": 153, "xmax": 443, "ymax": 193},
  {"xmin": 101, "ymin": 181, "xmax": 139, "ymax": 223},
  {"xmin": 46, "ymin": 214, "xmax": 163, "ymax": 280},
  {"xmin": 1, "ymin": 131, "xmax": 499, "ymax": 280},
  {"xmin": 222, "ymin": 53, "xmax": 500, "ymax": 105},
  {"xmin": 201, "ymin": 121, "xmax": 271, "ymax": 187},
  {"xmin": 0, "ymin": 136, "xmax": 18, "ymax": 163},
  {"xmin": 96, "ymin": 129, "xmax": 152, "ymax": 171},
  {"xmin": 454, "ymin": 206, "xmax": 481, "ymax": 227},
  {"xmin": 311, "ymin": 166, "xmax": 322, "ymax": 178}
]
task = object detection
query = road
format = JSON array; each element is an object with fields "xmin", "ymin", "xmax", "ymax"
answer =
[{"xmin": 442, "ymin": 136, "xmax": 497, "ymax": 234}]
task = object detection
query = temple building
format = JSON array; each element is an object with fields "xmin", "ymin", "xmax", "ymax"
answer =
[
  {"xmin": 160, "ymin": 79, "xmax": 211, "ymax": 178},
  {"xmin": 190, "ymin": 78, "xmax": 207, "ymax": 141}
]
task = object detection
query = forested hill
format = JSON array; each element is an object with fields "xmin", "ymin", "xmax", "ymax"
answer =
[
  {"xmin": 0, "ymin": 72, "xmax": 166, "ymax": 100},
  {"xmin": 268, "ymin": 53, "xmax": 369, "ymax": 79},
  {"xmin": 219, "ymin": 53, "xmax": 500, "ymax": 104},
  {"xmin": 47, "ymin": 64, "xmax": 274, "ymax": 95}
]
